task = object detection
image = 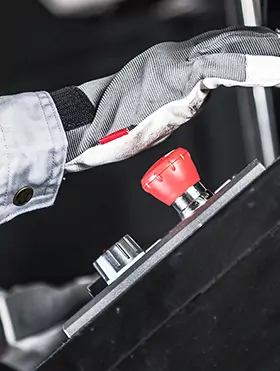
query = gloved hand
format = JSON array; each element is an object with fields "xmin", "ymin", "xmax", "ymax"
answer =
[
  {"xmin": 1, "ymin": 26, "xmax": 280, "ymax": 225},
  {"xmin": 59, "ymin": 26, "xmax": 280, "ymax": 172}
]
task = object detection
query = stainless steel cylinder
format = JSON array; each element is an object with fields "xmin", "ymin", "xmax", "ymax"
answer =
[{"xmin": 172, "ymin": 182, "xmax": 213, "ymax": 220}]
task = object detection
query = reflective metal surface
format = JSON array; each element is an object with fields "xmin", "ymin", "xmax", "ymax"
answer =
[
  {"xmin": 172, "ymin": 182, "xmax": 213, "ymax": 220},
  {"xmin": 93, "ymin": 235, "xmax": 145, "ymax": 285}
]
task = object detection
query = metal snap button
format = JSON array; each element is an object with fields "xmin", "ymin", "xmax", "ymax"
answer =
[{"xmin": 13, "ymin": 187, "xmax": 34, "ymax": 206}]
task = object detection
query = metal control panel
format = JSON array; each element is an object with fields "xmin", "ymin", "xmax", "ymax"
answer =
[{"xmin": 64, "ymin": 159, "xmax": 265, "ymax": 338}]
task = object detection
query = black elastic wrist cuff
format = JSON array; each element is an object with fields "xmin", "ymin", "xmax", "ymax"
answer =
[{"xmin": 50, "ymin": 86, "xmax": 95, "ymax": 132}]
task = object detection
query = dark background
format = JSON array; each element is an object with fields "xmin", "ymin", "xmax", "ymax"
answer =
[{"xmin": 0, "ymin": 0, "xmax": 278, "ymax": 288}]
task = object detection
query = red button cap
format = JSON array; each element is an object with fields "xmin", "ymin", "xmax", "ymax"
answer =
[{"xmin": 141, "ymin": 148, "xmax": 200, "ymax": 206}]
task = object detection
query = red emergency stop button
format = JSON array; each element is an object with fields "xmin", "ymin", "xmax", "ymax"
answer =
[{"xmin": 141, "ymin": 148, "xmax": 200, "ymax": 206}]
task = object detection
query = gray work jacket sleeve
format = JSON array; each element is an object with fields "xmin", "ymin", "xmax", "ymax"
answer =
[{"xmin": 0, "ymin": 92, "xmax": 67, "ymax": 225}]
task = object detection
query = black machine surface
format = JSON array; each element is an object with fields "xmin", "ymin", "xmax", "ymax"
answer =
[{"xmin": 35, "ymin": 156, "xmax": 280, "ymax": 371}]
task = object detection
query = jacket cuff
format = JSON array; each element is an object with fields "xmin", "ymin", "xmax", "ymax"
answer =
[{"xmin": 0, "ymin": 92, "xmax": 67, "ymax": 225}]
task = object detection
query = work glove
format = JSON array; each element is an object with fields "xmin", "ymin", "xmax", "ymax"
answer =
[
  {"xmin": 60, "ymin": 25, "xmax": 280, "ymax": 172},
  {"xmin": 1, "ymin": 25, "xmax": 280, "ymax": 225}
]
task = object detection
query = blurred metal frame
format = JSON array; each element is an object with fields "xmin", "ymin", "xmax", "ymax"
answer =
[{"xmin": 224, "ymin": 0, "xmax": 278, "ymax": 167}]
